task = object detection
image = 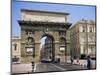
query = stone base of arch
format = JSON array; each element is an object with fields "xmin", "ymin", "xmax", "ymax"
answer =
[{"xmin": 20, "ymin": 42, "xmax": 67, "ymax": 63}]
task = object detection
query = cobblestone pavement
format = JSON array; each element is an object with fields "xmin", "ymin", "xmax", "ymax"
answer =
[{"xmin": 12, "ymin": 60, "xmax": 96, "ymax": 74}]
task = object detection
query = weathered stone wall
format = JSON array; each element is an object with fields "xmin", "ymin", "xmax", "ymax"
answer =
[
  {"xmin": 19, "ymin": 10, "xmax": 70, "ymax": 63},
  {"xmin": 21, "ymin": 11, "xmax": 67, "ymax": 23},
  {"xmin": 12, "ymin": 37, "xmax": 21, "ymax": 63}
]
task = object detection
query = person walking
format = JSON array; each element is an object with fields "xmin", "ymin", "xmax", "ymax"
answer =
[
  {"xmin": 70, "ymin": 57, "xmax": 73, "ymax": 64},
  {"xmin": 87, "ymin": 56, "xmax": 92, "ymax": 70},
  {"xmin": 76, "ymin": 58, "xmax": 80, "ymax": 65}
]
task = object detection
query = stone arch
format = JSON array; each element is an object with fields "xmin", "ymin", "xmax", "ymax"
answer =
[{"xmin": 41, "ymin": 33, "xmax": 55, "ymax": 41}]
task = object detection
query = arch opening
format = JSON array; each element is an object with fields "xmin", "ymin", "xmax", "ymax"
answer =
[{"xmin": 40, "ymin": 34, "xmax": 55, "ymax": 62}]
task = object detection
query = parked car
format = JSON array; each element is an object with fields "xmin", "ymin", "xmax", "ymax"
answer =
[{"xmin": 41, "ymin": 58, "xmax": 52, "ymax": 63}]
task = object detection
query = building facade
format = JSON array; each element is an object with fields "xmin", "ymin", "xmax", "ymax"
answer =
[
  {"xmin": 12, "ymin": 36, "xmax": 21, "ymax": 63},
  {"xmin": 18, "ymin": 9, "xmax": 71, "ymax": 63},
  {"xmin": 70, "ymin": 19, "xmax": 96, "ymax": 59}
]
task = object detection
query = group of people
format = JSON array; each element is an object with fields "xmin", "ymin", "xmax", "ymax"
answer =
[{"xmin": 70, "ymin": 56, "xmax": 92, "ymax": 70}]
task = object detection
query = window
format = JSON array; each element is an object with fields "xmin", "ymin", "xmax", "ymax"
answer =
[
  {"xmin": 12, "ymin": 56, "xmax": 19, "ymax": 62},
  {"xmin": 81, "ymin": 35, "xmax": 85, "ymax": 42},
  {"xmin": 13, "ymin": 44, "xmax": 17, "ymax": 51},
  {"xmin": 88, "ymin": 35, "xmax": 94, "ymax": 42},
  {"xmin": 89, "ymin": 26, "xmax": 92, "ymax": 32},
  {"xmin": 82, "ymin": 26, "xmax": 85, "ymax": 32}
]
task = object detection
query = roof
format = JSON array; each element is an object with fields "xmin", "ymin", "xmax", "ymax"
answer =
[
  {"xmin": 21, "ymin": 9, "xmax": 69, "ymax": 15},
  {"xmin": 70, "ymin": 19, "xmax": 95, "ymax": 29}
]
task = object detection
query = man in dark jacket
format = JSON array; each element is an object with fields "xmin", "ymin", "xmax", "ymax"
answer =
[{"xmin": 87, "ymin": 56, "xmax": 92, "ymax": 69}]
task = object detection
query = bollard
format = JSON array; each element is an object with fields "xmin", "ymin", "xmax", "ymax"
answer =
[{"xmin": 31, "ymin": 61, "xmax": 35, "ymax": 72}]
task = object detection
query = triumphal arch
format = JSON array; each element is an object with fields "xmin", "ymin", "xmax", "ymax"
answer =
[{"xmin": 18, "ymin": 9, "xmax": 71, "ymax": 63}]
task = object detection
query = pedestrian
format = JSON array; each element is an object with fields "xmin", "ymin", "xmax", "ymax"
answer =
[
  {"xmin": 31, "ymin": 61, "xmax": 35, "ymax": 72},
  {"xmin": 87, "ymin": 56, "xmax": 92, "ymax": 70},
  {"xmin": 76, "ymin": 58, "xmax": 80, "ymax": 64},
  {"xmin": 70, "ymin": 57, "xmax": 73, "ymax": 64}
]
